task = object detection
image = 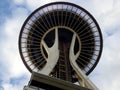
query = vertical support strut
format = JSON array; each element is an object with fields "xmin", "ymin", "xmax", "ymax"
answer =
[
  {"xmin": 69, "ymin": 33, "xmax": 99, "ymax": 90},
  {"xmin": 40, "ymin": 27, "xmax": 59, "ymax": 75}
]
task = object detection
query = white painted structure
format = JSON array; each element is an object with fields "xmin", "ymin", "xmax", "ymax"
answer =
[{"xmin": 19, "ymin": 2, "xmax": 103, "ymax": 90}]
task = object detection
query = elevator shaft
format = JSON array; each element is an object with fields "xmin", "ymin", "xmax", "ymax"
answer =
[{"xmin": 57, "ymin": 42, "xmax": 72, "ymax": 82}]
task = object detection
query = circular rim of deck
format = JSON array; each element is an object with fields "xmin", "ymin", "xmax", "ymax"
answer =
[{"xmin": 19, "ymin": 2, "xmax": 103, "ymax": 75}]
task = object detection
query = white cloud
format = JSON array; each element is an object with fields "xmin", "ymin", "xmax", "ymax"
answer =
[
  {"xmin": 25, "ymin": 0, "xmax": 48, "ymax": 10},
  {"xmin": 20, "ymin": 0, "xmax": 86, "ymax": 11},
  {"xmin": 1, "ymin": 6, "xmax": 29, "ymax": 76},
  {"xmin": 89, "ymin": 24, "xmax": 120, "ymax": 90},
  {"xmin": 2, "ymin": 77, "xmax": 29, "ymax": 90},
  {"xmin": 0, "ymin": 4, "xmax": 31, "ymax": 90},
  {"xmin": 3, "ymin": 83, "xmax": 20, "ymax": 90},
  {"xmin": 99, "ymin": 0, "xmax": 120, "ymax": 31},
  {"xmin": 13, "ymin": 0, "xmax": 24, "ymax": 5}
]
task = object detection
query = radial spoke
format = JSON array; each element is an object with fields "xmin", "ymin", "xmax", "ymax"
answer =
[
  {"xmin": 33, "ymin": 60, "xmax": 46, "ymax": 71},
  {"xmin": 69, "ymin": 8, "xmax": 78, "ymax": 27},
  {"xmin": 71, "ymin": 10, "xmax": 82, "ymax": 29},
  {"xmin": 78, "ymin": 55, "xmax": 95, "ymax": 64},
  {"xmin": 29, "ymin": 57, "xmax": 44, "ymax": 66},
  {"xmin": 24, "ymin": 53, "xmax": 41, "ymax": 58},
  {"xmin": 74, "ymin": 13, "xmax": 87, "ymax": 30},
  {"xmin": 23, "ymin": 31, "xmax": 42, "ymax": 39},
  {"xmin": 78, "ymin": 27, "xmax": 96, "ymax": 38},
  {"xmin": 57, "ymin": 5, "xmax": 60, "ymax": 26},
  {"xmin": 27, "ymin": 55, "xmax": 43, "ymax": 62},
  {"xmin": 29, "ymin": 19, "xmax": 45, "ymax": 34},
  {"xmin": 38, "ymin": 12, "xmax": 49, "ymax": 30},
  {"xmin": 67, "ymin": 7, "xmax": 73, "ymax": 26},
  {"xmin": 76, "ymin": 18, "xmax": 92, "ymax": 33},
  {"xmin": 64, "ymin": 5, "xmax": 68, "ymax": 26},
  {"xmin": 77, "ymin": 57, "xmax": 91, "ymax": 69},
  {"xmin": 42, "ymin": 9, "xmax": 51, "ymax": 28},
  {"xmin": 76, "ymin": 60, "xmax": 88, "ymax": 72},
  {"xmin": 23, "ymin": 31, "xmax": 41, "ymax": 38},
  {"xmin": 78, "ymin": 20, "xmax": 93, "ymax": 32},
  {"xmin": 47, "ymin": 7, "xmax": 54, "ymax": 27},
  {"xmin": 25, "ymin": 24, "xmax": 43, "ymax": 36},
  {"xmin": 52, "ymin": 6, "xmax": 57, "ymax": 26},
  {"xmin": 82, "ymin": 42, "xmax": 95, "ymax": 45},
  {"xmin": 33, "ymin": 15, "xmax": 47, "ymax": 31}
]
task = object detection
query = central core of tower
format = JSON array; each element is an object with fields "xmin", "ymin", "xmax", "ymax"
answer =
[{"xmin": 40, "ymin": 27, "xmax": 81, "ymax": 82}]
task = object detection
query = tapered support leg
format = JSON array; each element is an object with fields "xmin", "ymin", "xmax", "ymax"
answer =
[{"xmin": 69, "ymin": 33, "xmax": 99, "ymax": 90}]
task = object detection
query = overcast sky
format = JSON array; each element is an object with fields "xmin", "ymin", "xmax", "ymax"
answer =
[{"xmin": 0, "ymin": 0, "xmax": 120, "ymax": 90}]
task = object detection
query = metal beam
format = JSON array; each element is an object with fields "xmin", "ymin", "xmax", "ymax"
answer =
[{"xmin": 24, "ymin": 72, "xmax": 91, "ymax": 90}]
